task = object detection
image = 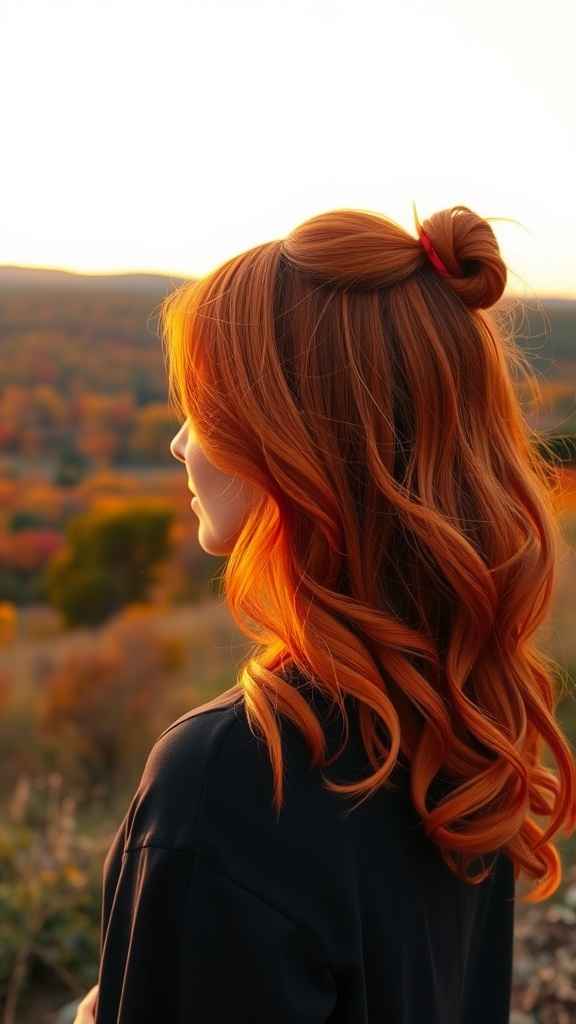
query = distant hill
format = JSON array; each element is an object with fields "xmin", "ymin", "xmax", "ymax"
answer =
[
  {"xmin": 0, "ymin": 265, "xmax": 573, "ymax": 361},
  {"xmin": 0, "ymin": 267, "xmax": 189, "ymax": 409},
  {"xmin": 0, "ymin": 266, "xmax": 188, "ymax": 292}
]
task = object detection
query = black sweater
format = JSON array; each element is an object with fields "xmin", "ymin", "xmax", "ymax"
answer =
[{"xmin": 96, "ymin": 684, "xmax": 514, "ymax": 1023}]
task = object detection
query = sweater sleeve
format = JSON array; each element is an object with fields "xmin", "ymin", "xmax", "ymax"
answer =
[{"xmin": 96, "ymin": 843, "xmax": 337, "ymax": 1024}]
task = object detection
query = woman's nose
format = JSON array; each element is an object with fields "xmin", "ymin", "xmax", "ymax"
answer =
[{"xmin": 170, "ymin": 423, "xmax": 187, "ymax": 462}]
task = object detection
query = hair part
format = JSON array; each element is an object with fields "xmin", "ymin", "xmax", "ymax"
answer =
[{"xmin": 162, "ymin": 206, "xmax": 575, "ymax": 901}]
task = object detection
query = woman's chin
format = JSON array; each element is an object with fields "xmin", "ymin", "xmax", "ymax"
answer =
[{"xmin": 196, "ymin": 526, "xmax": 234, "ymax": 558}]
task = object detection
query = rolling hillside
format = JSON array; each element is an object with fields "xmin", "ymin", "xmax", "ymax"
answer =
[{"xmin": 0, "ymin": 268, "xmax": 574, "ymax": 466}]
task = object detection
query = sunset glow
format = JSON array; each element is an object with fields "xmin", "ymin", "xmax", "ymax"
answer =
[{"xmin": 1, "ymin": 0, "xmax": 575, "ymax": 296}]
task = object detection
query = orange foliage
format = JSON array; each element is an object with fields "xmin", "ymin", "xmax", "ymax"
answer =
[
  {"xmin": 538, "ymin": 380, "xmax": 576, "ymax": 402},
  {"xmin": 0, "ymin": 530, "xmax": 63, "ymax": 571},
  {"xmin": 0, "ymin": 466, "xmax": 207, "ymax": 608},
  {"xmin": 0, "ymin": 603, "xmax": 17, "ymax": 647},
  {"xmin": 40, "ymin": 615, "xmax": 176, "ymax": 781},
  {"xmin": 17, "ymin": 482, "xmax": 64, "ymax": 524},
  {"xmin": 77, "ymin": 471, "xmax": 139, "ymax": 497}
]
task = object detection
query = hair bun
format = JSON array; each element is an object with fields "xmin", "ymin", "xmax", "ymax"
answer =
[
  {"xmin": 419, "ymin": 206, "xmax": 507, "ymax": 310},
  {"xmin": 282, "ymin": 210, "xmax": 423, "ymax": 291}
]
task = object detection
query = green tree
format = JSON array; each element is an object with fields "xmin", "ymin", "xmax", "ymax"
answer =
[{"xmin": 47, "ymin": 505, "xmax": 173, "ymax": 626}]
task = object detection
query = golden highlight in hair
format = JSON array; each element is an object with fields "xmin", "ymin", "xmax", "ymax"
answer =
[{"xmin": 162, "ymin": 206, "xmax": 575, "ymax": 901}]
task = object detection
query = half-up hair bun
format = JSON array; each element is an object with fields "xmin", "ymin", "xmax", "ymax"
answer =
[
  {"xmin": 281, "ymin": 209, "xmax": 424, "ymax": 291},
  {"xmin": 418, "ymin": 206, "xmax": 507, "ymax": 310}
]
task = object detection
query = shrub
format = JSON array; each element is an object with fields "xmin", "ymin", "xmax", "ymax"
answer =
[
  {"xmin": 0, "ymin": 775, "xmax": 107, "ymax": 1024},
  {"xmin": 39, "ymin": 612, "xmax": 178, "ymax": 787},
  {"xmin": 47, "ymin": 504, "xmax": 173, "ymax": 625}
]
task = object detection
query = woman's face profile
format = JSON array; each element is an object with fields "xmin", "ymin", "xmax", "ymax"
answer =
[{"xmin": 170, "ymin": 420, "xmax": 260, "ymax": 556}]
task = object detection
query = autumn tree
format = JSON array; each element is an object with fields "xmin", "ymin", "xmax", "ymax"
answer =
[
  {"xmin": 39, "ymin": 614, "xmax": 178, "ymax": 783},
  {"xmin": 47, "ymin": 504, "xmax": 173, "ymax": 626}
]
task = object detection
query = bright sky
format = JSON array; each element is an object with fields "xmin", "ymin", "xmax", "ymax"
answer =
[{"xmin": 1, "ymin": 0, "xmax": 575, "ymax": 297}]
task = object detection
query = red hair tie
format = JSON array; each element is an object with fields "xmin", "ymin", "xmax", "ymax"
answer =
[{"xmin": 418, "ymin": 225, "xmax": 449, "ymax": 276}]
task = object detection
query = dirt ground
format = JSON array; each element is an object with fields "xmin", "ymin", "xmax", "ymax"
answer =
[{"xmin": 511, "ymin": 871, "xmax": 576, "ymax": 1024}]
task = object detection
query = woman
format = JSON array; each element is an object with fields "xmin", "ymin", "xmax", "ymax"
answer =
[{"xmin": 77, "ymin": 205, "xmax": 575, "ymax": 1023}]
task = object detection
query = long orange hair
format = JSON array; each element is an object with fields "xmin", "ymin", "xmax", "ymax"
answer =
[{"xmin": 162, "ymin": 206, "xmax": 575, "ymax": 901}]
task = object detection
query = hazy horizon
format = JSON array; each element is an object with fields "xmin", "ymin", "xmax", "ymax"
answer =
[{"xmin": 1, "ymin": 262, "xmax": 574, "ymax": 303}]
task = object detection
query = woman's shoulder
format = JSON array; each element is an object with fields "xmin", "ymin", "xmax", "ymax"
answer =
[
  {"xmin": 146, "ymin": 684, "xmax": 248, "ymax": 780},
  {"xmin": 121, "ymin": 685, "xmax": 256, "ymax": 853},
  {"xmin": 118, "ymin": 679, "xmax": 415, "ymax": 870},
  {"xmin": 156, "ymin": 683, "xmax": 246, "ymax": 751}
]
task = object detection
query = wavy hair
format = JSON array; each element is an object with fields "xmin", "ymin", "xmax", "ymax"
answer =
[{"xmin": 162, "ymin": 206, "xmax": 575, "ymax": 901}]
